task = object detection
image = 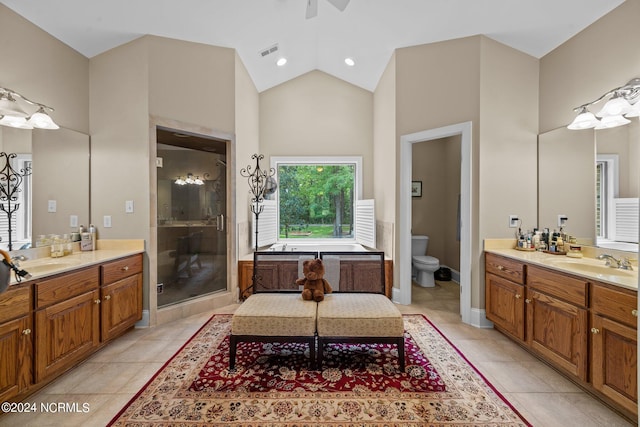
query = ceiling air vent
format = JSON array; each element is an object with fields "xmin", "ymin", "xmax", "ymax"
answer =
[{"xmin": 259, "ymin": 44, "xmax": 279, "ymax": 58}]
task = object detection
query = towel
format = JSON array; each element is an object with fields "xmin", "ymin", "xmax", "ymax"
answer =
[{"xmin": 322, "ymin": 255, "xmax": 341, "ymax": 292}]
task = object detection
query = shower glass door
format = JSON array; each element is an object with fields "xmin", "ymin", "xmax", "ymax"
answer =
[{"xmin": 156, "ymin": 127, "xmax": 227, "ymax": 307}]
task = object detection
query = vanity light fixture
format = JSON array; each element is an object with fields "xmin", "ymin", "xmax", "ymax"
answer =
[
  {"xmin": 175, "ymin": 173, "xmax": 207, "ymax": 186},
  {"xmin": 568, "ymin": 77, "xmax": 640, "ymax": 130},
  {"xmin": 0, "ymin": 87, "xmax": 59, "ymax": 130}
]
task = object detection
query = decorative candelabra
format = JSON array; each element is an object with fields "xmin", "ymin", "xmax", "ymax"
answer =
[
  {"xmin": 240, "ymin": 153, "xmax": 275, "ymax": 252},
  {"xmin": 0, "ymin": 152, "xmax": 32, "ymax": 251},
  {"xmin": 240, "ymin": 154, "xmax": 276, "ymax": 299}
]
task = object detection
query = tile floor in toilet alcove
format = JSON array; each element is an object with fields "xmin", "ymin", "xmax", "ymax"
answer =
[{"xmin": 0, "ymin": 280, "xmax": 634, "ymax": 427}]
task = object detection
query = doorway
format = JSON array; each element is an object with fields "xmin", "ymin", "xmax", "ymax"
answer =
[
  {"xmin": 398, "ymin": 122, "xmax": 472, "ymax": 325},
  {"xmin": 155, "ymin": 127, "xmax": 228, "ymax": 307}
]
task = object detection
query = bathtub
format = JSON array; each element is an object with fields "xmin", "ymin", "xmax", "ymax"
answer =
[{"xmin": 267, "ymin": 242, "xmax": 370, "ymax": 252}]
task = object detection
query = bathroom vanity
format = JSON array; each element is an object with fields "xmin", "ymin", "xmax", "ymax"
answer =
[
  {"xmin": 485, "ymin": 248, "xmax": 637, "ymax": 419},
  {"xmin": 0, "ymin": 245, "xmax": 143, "ymax": 403}
]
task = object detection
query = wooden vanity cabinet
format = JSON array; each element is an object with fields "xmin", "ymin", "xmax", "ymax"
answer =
[
  {"xmin": 526, "ymin": 265, "xmax": 588, "ymax": 381},
  {"xmin": 100, "ymin": 254, "xmax": 143, "ymax": 342},
  {"xmin": 0, "ymin": 284, "xmax": 32, "ymax": 402},
  {"xmin": 34, "ymin": 266, "xmax": 101, "ymax": 383},
  {"xmin": 484, "ymin": 253, "xmax": 526, "ymax": 341},
  {"xmin": 590, "ymin": 282, "xmax": 638, "ymax": 415}
]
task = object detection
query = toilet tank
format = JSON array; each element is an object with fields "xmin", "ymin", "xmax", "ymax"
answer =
[{"xmin": 411, "ymin": 235, "xmax": 429, "ymax": 256}]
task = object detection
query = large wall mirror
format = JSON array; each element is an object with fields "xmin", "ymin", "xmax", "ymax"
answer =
[
  {"xmin": 0, "ymin": 126, "xmax": 90, "ymax": 250},
  {"xmin": 538, "ymin": 119, "xmax": 639, "ymax": 253}
]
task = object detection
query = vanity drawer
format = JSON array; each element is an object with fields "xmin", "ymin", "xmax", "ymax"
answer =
[
  {"xmin": 527, "ymin": 265, "xmax": 588, "ymax": 307},
  {"xmin": 35, "ymin": 266, "xmax": 100, "ymax": 309},
  {"xmin": 591, "ymin": 283, "xmax": 637, "ymax": 328},
  {"xmin": 485, "ymin": 253, "xmax": 525, "ymax": 285},
  {"xmin": 0, "ymin": 284, "xmax": 31, "ymax": 323},
  {"xmin": 101, "ymin": 254, "xmax": 142, "ymax": 285}
]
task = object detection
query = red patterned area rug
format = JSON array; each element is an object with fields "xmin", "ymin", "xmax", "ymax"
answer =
[{"xmin": 109, "ymin": 314, "xmax": 530, "ymax": 426}]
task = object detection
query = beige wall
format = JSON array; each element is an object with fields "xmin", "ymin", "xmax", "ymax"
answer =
[
  {"xmin": 259, "ymin": 71, "xmax": 374, "ymax": 198},
  {"xmin": 0, "ymin": 4, "xmax": 89, "ymax": 133},
  {"xmin": 411, "ymin": 135, "xmax": 461, "ymax": 271},
  {"xmin": 539, "ymin": 0, "xmax": 640, "ymax": 133}
]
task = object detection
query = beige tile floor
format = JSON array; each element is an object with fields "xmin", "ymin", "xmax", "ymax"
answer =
[{"xmin": 0, "ymin": 281, "xmax": 635, "ymax": 426}]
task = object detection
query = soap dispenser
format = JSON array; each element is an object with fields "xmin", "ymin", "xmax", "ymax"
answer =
[{"xmin": 88, "ymin": 224, "xmax": 97, "ymax": 251}]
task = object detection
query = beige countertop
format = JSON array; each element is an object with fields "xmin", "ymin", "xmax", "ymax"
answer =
[
  {"xmin": 9, "ymin": 240, "xmax": 144, "ymax": 286},
  {"xmin": 485, "ymin": 243, "xmax": 638, "ymax": 291}
]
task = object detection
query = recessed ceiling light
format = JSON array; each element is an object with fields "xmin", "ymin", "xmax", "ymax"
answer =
[
  {"xmin": 344, "ymin": 57, "xmax": 355, "ymax": 67},
  {"xmin": 276, "ymin": 57, "xmax": 287, "ymax": 67}
]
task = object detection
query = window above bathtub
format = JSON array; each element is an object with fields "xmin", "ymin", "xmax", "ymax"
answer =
[{"xmin": 252, "ymin": 156, "xmax": 375, "ymax": 248}]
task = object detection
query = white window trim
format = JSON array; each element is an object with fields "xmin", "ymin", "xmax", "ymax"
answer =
[{"xmin": 270, "ymin": 156, "xmax": 363, "ymax": 244}]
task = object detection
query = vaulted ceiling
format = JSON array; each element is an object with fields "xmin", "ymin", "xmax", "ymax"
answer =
[{"xmin": 1, "ymin": 0, "xmax": 625, "ymax": 92}]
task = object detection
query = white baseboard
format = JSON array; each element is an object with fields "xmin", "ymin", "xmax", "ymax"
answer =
[
  {"xmin": 469, "ymin": 308, "xmax": 493, "ymax": 329},
  {"xmin": 136, "ymin": 309, "xmax": 150, "ymax": 328}
]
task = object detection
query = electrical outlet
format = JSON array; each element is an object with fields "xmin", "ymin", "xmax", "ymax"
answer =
[
  {"xmin": 48, "ymin": 200, "xmax": 57, "ymax": 213},
  {"xmin": 558, "ymin": 214, "xmax": 568, "ymax": 227},
  {"xmin": 103, "ymin": 215, "xmax": 112, "ymax": 228},
  {"xmin": 125, "ymin": 200, "xmax": 134, "ymax": 213},
  {"xmin": 509, "ymin": 215, "xmax": 519, "ymax": 228},
  {"xmin": 70, "ymin": 215, "xmax": 78, "ymax": 228}
]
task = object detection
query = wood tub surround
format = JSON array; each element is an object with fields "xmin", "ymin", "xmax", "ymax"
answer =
[
  {"xmin": 485, "ymin": 252, "xmax": 638, "ymax": 420},
  {"xmin": 0, "ymin": 252, "xmax": 143, "ymax": 405}
]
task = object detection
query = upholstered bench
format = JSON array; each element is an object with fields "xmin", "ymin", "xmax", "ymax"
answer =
[
  {"xmin": 316, "ymin": 293, "xmax": 405, "ymax": 371},
  {"xmin": 229, "ymin": 293, "xmax": 317, "ymax": 370}
]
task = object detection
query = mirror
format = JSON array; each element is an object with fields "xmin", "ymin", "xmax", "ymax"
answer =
[
  {"xmin": 0, "ymin": 126, "xmax": 90, "ymax": 250},
  {"xmin": 538, "ymin": 119, "xmax": 639, "ymax": 252}
]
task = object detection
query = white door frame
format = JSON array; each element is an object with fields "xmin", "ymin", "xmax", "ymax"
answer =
[{"xmin": 396, "ymin": 122, "xmax": 472, "ymax": 325}]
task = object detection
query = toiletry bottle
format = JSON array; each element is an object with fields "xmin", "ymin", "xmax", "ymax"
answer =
[{"xmin": 89, "ymin": 224, "xmax": 96, "ymax": 251}]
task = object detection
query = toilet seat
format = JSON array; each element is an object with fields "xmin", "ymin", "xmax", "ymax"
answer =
[{"xmin": 412, "ymin": 255, "xmax": 439, "ymax": 267}]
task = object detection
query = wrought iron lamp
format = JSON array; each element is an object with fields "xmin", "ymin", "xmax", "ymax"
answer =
[
  {"xmin": 0, "ymin": 152, "xmax": 32, "ymax": 251},
  {"xmin": 240, "ymin": 154, "xmax": 276, "ymax": 252}
]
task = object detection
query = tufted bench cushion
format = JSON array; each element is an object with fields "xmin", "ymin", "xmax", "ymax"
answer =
[
  {"xmin": 316, "ymin": 293, "xmax": 404, "ymax": 337},
  {"xmin": 229, "ymin": 293, "xmax": 317, "ymax": 370},
  {"xmin": 232, "ymin": 293, "xmax": 317, "ymax": 336},
  {"xmin": 316, "ymin": 293, "xmax": 405, "ymax": 371}
]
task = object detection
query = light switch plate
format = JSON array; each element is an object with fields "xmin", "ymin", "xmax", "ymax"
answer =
[
  {"xmin": 125, "ymin": 200, "xmax": 134, "ymax": 213},
  {"xmin": 70, "ymin": 215, "xmax": 78, "ymax": 228},
  {"xmin": 48, "ymin": 200, "xmax": 57, "ymax": 213},
  {"xmin": 103, "ymin": 215, "xmax": 112, "ymax": 228}
]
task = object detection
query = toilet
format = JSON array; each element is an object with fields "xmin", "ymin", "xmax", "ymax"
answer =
[{"xmin": 411, "ymin": 235, "xmax": 440, "ymax": 287}]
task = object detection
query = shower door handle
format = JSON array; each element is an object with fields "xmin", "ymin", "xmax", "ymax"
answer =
[{"xmin": 216, "ymin": 214, "xmax": 225, "ymax": 232}]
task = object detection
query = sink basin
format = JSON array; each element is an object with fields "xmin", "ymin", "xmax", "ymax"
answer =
[
  {"xmin": 20, "ymin": 260, "xmax": 80, "ymax": 275},
  {"xmin": 550, "ymin": 260, "xmax": 636, "ymax": 277}
]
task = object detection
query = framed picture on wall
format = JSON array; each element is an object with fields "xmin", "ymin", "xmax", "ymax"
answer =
[{"xmin": 411, "ymin": 181, "xmax": 422, "ymax": 197}]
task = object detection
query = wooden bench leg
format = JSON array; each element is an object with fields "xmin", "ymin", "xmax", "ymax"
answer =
[{"xmin": 397, "ymin": 337, "xmax": 405, "ymax": 372}]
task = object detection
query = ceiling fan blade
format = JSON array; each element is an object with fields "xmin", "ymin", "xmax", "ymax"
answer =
[
  {"xmin": 327, "ymin": 0, "xmax": 350, "ymax": 12},
  {"xmin": 305, "ymin": 0, "xmax": 318, "ymax": 19}
]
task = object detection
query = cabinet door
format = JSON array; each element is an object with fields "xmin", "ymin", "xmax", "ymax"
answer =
[
  {"xmin": 591, "ymin": 314, "xmax": 638, "ymax": 416},
  {"xmin": 238, "ymin": 261, "xmax": 254, "ymax": 298},
  {"xmin": 35, "ymin": 290, "xmax": 100, "ymax": 383},
  {"xmin": 526, "ymin": 289, "xmax": 588, "ymax": 381},
  {"xmin": 0, "ymin": 316, "xmax": 32, "ymax": 402},
  {"xmin": 101, "ymin": 274, "xmax": 142, "ymax": 342},
  {"xmin": 485, "ymin": 273, "xmax": 525, "ymax": 341}
]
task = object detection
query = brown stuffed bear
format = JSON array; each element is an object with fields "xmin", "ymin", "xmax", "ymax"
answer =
[{"xmin": 296, "ymin": 258, "xmax": 333, "ymax": 302}]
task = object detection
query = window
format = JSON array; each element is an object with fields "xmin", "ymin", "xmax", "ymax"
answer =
[
  {"xmin": 272, "ymin": 156, "xmax": 361, "ymax": 240},
  {"xmin": 596, "ymin": 154, "xmax": 618, "ymax": 240}
]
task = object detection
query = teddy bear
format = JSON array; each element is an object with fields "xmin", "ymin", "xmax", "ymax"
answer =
[{"xmin": 296, "ymin": 258, "xmax": 333, "ymax": 302}]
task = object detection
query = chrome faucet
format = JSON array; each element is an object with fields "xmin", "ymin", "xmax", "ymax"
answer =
[
  {"xmin": 597, "ymin": 254, "xmax": 634, "ymax": 270},
  {"xmin": 11, "ymin": 255, "xmax": 28, "ymax": 266}
]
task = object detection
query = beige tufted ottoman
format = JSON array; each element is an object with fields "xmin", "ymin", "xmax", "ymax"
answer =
[
  {"xmin": 229, "ymin": 293, "xmax": 318, "ymax": 370},
  {"xmin": 316, "ymin": 293, "xmax": 405, "ymax": 371}
]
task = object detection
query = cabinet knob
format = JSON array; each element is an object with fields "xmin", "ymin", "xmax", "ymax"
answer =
[
  {"xmin": 632, "ymin": 309, "xmax": 638, "ymax": 317},
  {"xmin": 121, "ymin": 266, "xmax": 129, "ymax": 271},
  {"xmin": 104, "ymin": 295, "xmax": 111, "ymax": 301},
  {"xmin": 525, "ymin": 298, "xmax": 531, "ymax": 304},
  {"xmin": 497, "ymin": 265, "xmax": 505, "ymax": 271},
  {"xmin": 22, "ymin": 329, "xmax": 31, "ymax": 335},
  {"xmin": 94, "ymin": 299, "xmax": 101, "ymax": 304},
  {"xmin": 515, "ymin": 294, "xmax": 522, "ymax": 299},
  {"xmin": 591, "ymin": 327, "xmax": 600, "ymax": 334}
]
